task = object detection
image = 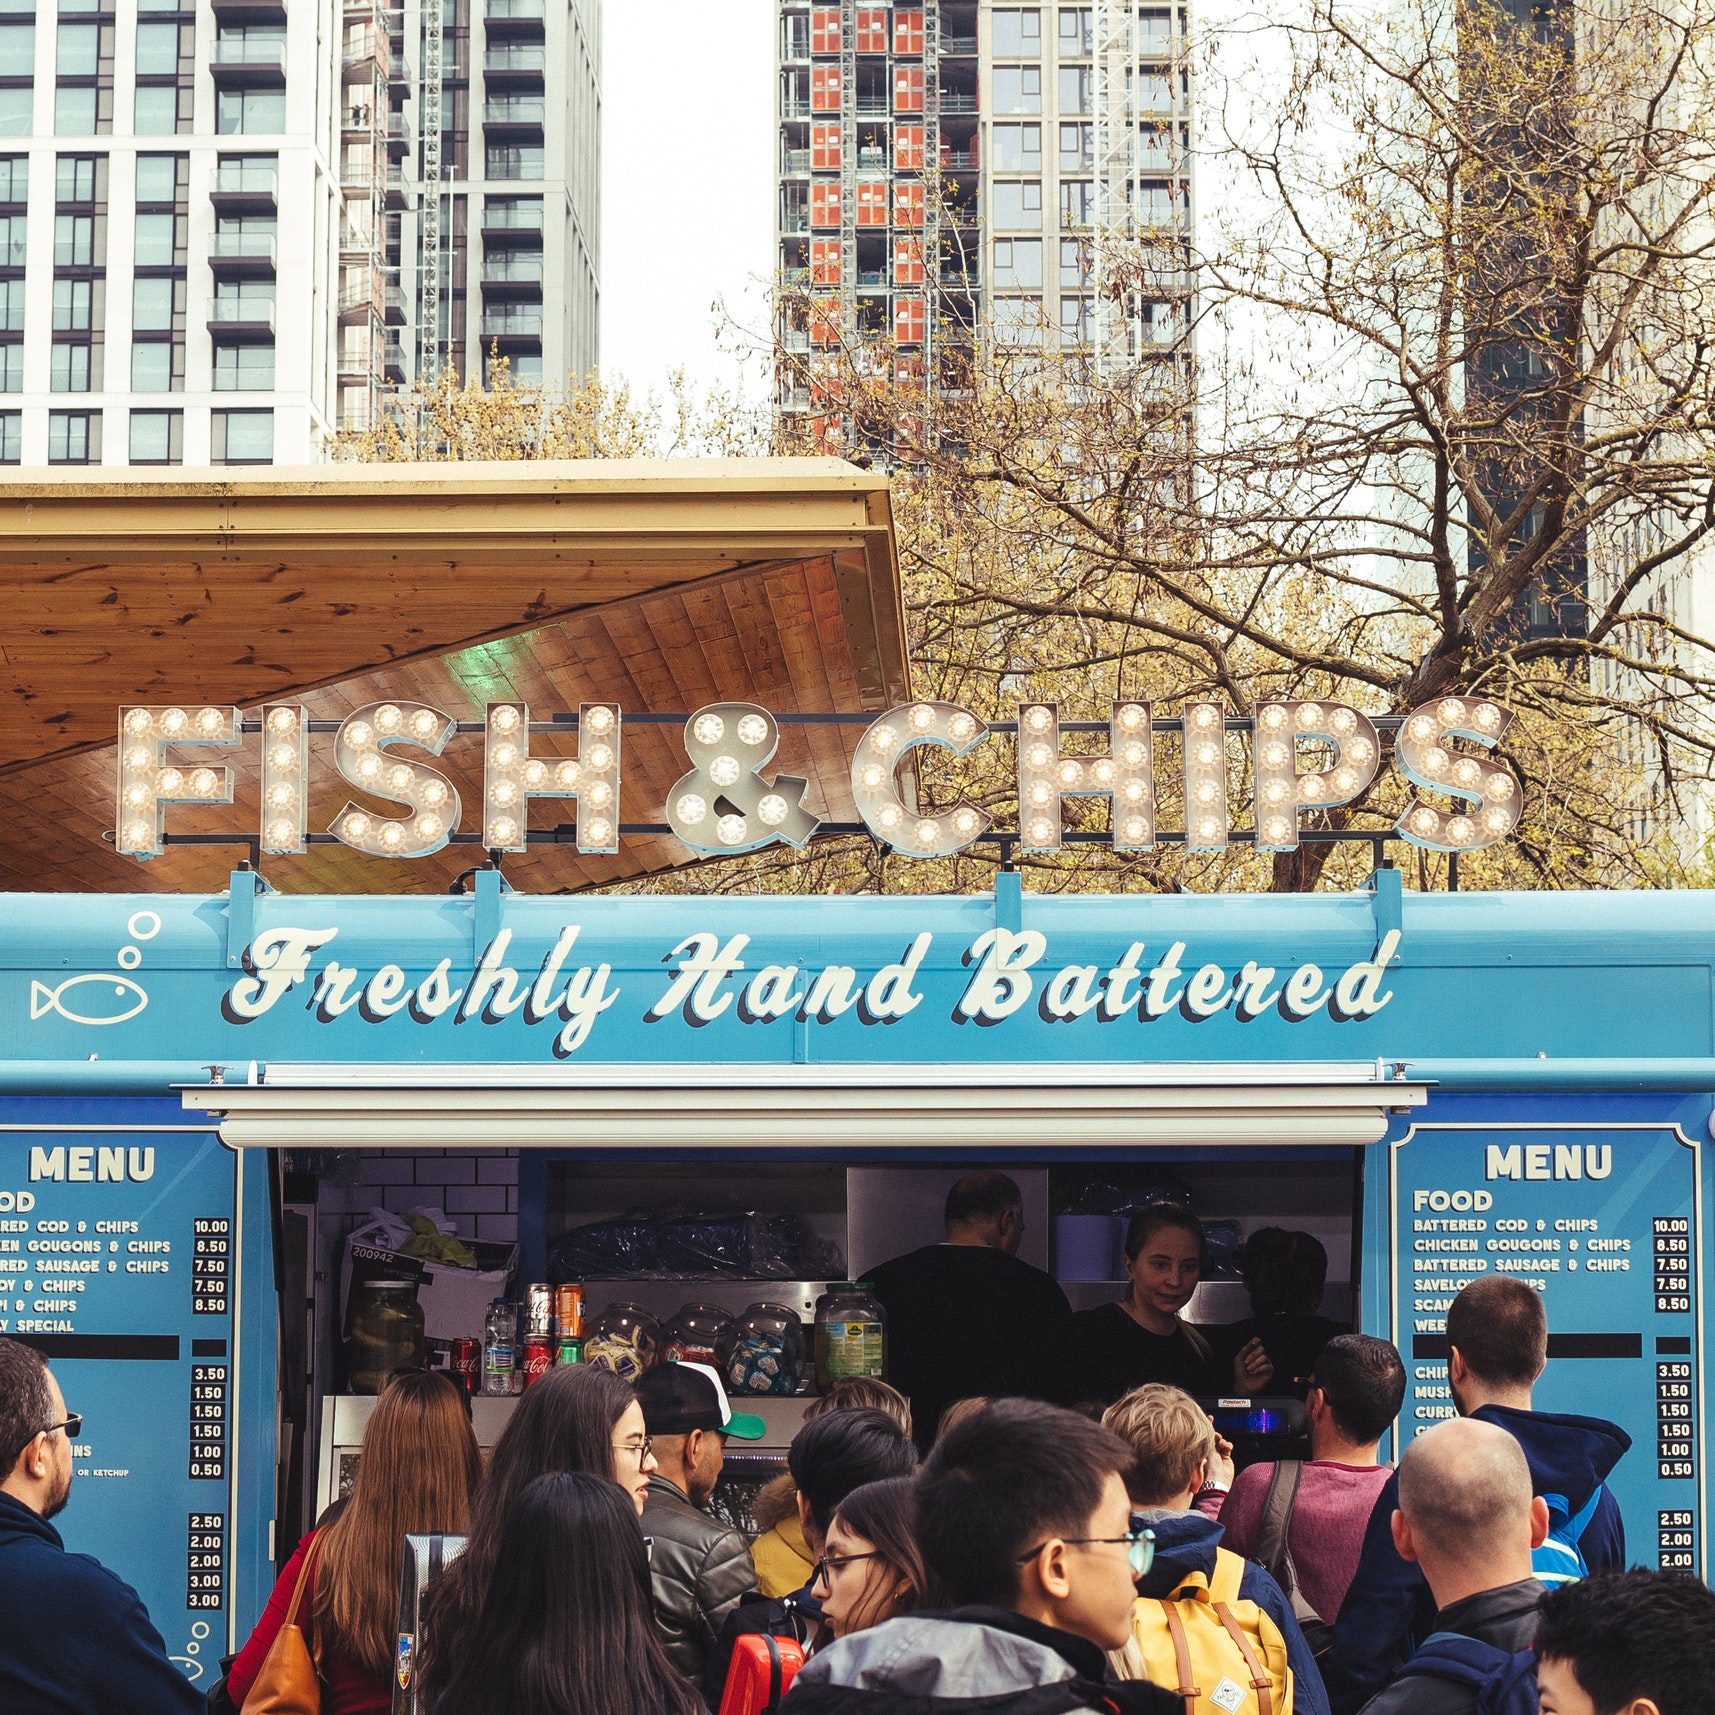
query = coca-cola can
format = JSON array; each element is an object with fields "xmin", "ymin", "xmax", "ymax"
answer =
[
  {"xmin": 526, "ymin": 1283, "xmax": 555, "ymax": 1341},
  {"xmin": 554, "ymin": 1282, "xmax": 585, "ymax": 1340},
  {"xmin": 450, "ymin": 1337, "xmax": 481, "ymax": 1393},
  {"xmin": 521, "ymin": 1337, "xmax": 553, "ymax": 1388}
]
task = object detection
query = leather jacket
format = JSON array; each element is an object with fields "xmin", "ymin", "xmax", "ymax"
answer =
[{"xmin": 642, "ymin": 1474, "xmax": 761, "ymax": 1697}]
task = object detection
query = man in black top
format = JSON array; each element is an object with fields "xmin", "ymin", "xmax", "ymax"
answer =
[
  {"xmin": 1356, "ymin": 1417, "xmax": 1547, "ymax": 1715},
  {"xmin": 865, "ymin": 1171, "xmax": 1071, "ymax": 1449}
]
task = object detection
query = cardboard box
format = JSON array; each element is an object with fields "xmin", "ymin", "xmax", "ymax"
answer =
[{"xmin": 342, "ymin": 1230, "xmax": 517, "ymax": 1347}]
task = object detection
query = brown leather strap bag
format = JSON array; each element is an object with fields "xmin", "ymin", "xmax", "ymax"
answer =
[{"xmin": 241, "ymin": 1533, "xmax": 325, "ymax": 1715}]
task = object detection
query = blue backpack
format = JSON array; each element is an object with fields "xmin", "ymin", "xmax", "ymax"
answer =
[
  {"xmin": 1408, "ymin": 1634, "xmax": 1539, "ymax": 1715},
  {"xmin": 1532, "ymin": 1488, "xmax": 1602, "ymax": 1586}
]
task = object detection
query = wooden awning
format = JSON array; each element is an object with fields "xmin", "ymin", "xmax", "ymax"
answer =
[{"xmin": 0, "ymin": 460, "xmax": 909, "ymax": 893}]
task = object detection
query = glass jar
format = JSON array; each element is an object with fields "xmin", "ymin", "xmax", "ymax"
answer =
[
  {"xmin": 662, "ymin": 1302, "xmax": 739, "ymax": 1370},
  {"xmin": 584, "ymin": 1302, "xmax": 661, "ymax": 1383},
  {"xmin": 813, "ymin": 1281, "xmax": 886, "ymax": 1391},
  {"xmin": 726, "ymin": 1302, "xmax": 806, "ymax": 1397},
  {"xmin": 346, "ymin": 1278, "xmax": 425, "ymax": 1394}
]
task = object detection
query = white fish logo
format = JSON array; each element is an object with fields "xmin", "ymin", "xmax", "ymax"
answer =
[{"xmin": 30, "ymin": 974, "xmax": 149, "ymax": 1027}]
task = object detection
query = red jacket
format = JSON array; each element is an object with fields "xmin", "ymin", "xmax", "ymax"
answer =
[{"xmin": 228, "ymin": 1533, "xmax": 392, "ymax": 1715}]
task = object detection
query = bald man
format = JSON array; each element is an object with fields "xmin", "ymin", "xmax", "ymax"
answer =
[{"xmin": 1356, "ymin": 1419, "xmax": 1549, "ymax": 1715}]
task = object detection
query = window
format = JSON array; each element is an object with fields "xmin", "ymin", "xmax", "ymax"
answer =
[
  {"xmin": 992, "ymin": 67, "xmax": 1041, "ymax": 114},
  {"xmin": 134, "ymin": 20, "xmax": 178, "ymax": 74},
  {"xmin": 0, "ymin": 89, "xmax": 28, "ymax": 137},
  {"xmin": 992, "ymin": 9, "xmax": 1041, "ymax": 56},
  {"xmin": 512, "ymin": 352, "xmax": 543, "ymax": 383},
  {"xmin": 214, "ymin": 279, "xmax": 273, "ymax": 318},
  {"xmin": 52, "ymin": 341, "xmax": 90, "ymax": 389},
  {"xmin": 214, "ymin": 342, "xmax": 274, "ymax": 389},
  {"xmin": 1140, "ymin": 10, "xmax": 1173, "ymax": 57},
  {"xmin": 54, "ymin": 212, "xmax": 93, "ymax": 265},
  {"xmin": 486, "ymin": 145, "xmax": 543, "ymax": 180},
  {"xmin": 55, "ymin": 85, "xmax": 96, "ymax": 135},
  {"xmin": 484, "ymin": 194, "xmax": 543, "ymax": 230},
  {"xmin": 129, "ymin": 408, "xmax": 181, "ymax": 464},
  {"xmin": 1058, "ymin": 8, "xmax": 1092, "ymax": 55},
  {"xmin": 0, "ymin": 343, "xmax": 19, "ymax": 390},
  {"xmin": 54, "ymin": 151, "xmax": 105, "ymax": 393},
  {"xmin": 1060, "ymin": 122, "xmax": 1092, "ymax": 171},
  {"xmin": 994, "ymin": 237, "xmax": 1043, "ymax": 288},
  {"xmin": 57, "ymin": 23, "xmax": 98, "ymax": 77},
  {"xmin": 135, "ymin": 153, "xmax": 180, "ymax": 204},
  {"xmin": 48, "ymin": 409, "xmax": 99, "ymax": 463},
  {"xmin": 1141, "ymin": 73, "xmax": 1174, "ymax": 113},
  {"xmin": 134, "ymin": 210, "xmax": 179, "ymax": 264},
  {"xmin": 217, "ymin": 87, "xmax": 285, "ymax": 134},
  {"xmin": 992, "ymin": 123, "xmax": 1041, "ymax": 172},
  {"xmin": 1060, "ymin": 235, "xmax": 1092, "ymax": 286},
  {"xmin": 0, "ymin": 21, "xmax": 30, "ymax": 78},
  {"xmin": 130, "ymin": 339, "xmax": 174, "ymax": 389},
  {"xmin": 0, "ymin": 154, "xmax": 23, "ymax": 200},
  {"xmin": 1059, "ymin": 179, "xmax": 1094, "ymax": 226},
  {"xmin": 55, "ymin": 12, "xmax": 112, "ymax": 137},
  {"xmin": 992, "ymin": 297, "xmax": 1045, "ymax": 346},
  {"xmin": 0, "ymin": 212, "xmax": 21, "ymax": 268},
  {"xmin": 1059, "ymin": 66, "xmax": 1092, "ymax": 114},
  {"xmin": 0, "ymin": 278, "xmax": 19, "ymax": 331},
  {"xmin": 132, "ymin": 274, "xmax": 175, "ymax": 330},
  {"xmin": 212, "ymin": 407, "xmax": 272, "ymax": 464},
  {"xmin": 991, "ymin": 180, "xmax": 1042, "ymax": 227},
  {"xmin": 1141, "ymin": 126, "xmax": 1172, "ymax": 171},
  {"xmin": 53, "ymin": 277, "xmax": 93, "ymax": 330},
  {"xmin": 1060, "ymin": 295, "xmax": 1092, "ymax": 344},
  {"xmin": 0, "ymin": 410, "xmax": 17, "ymax": 462},
  {"xmin": 1139, "ymin": 181, "xmax": 1184, "ymax": 224}
]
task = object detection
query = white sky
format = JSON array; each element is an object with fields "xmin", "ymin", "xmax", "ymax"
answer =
[{"xmin": 599, "ymin": 0, "xmax": 776, "ymax": 412}]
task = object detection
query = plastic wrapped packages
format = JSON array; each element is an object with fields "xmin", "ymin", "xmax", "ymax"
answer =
[
  {"xmin": 546, "ymin": 1220, "xmax": 658, "ymax": 1283},
  {"xmin": 726, "ymin": 1302, "xmax": 806, "ymax": 1396},
  {"xmin": 584, "ymin": 1302, "xmax": 660, "ymax": 1382},
  {"xmin": 662, "ymin": 1302, "xmax": 738, "ymax": 1369}
]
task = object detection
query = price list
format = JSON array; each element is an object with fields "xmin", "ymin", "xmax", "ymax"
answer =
[
  {"xmin": 1655, "ymin": 1217, "xmax": 1691, "ymax": 1312},
  {"xmin": 1659, "ymin": 1509, "xmax": 1696, "ymax": 1572},
  {"xmin": 189, "ymin": 1363, "xmax": 227, "ymax": 1482},
  {"xmin": 187, "ymin": 1513, "xmax": 226, "ymax": 1610},
  {"xmin": 192, "ymin": 1218, "xmax": 230, "ymax": 1316}
]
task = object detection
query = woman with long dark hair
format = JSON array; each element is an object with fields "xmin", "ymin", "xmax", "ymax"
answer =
[
  {"xmin": 809, "ymin": 1476, "xmax": 944, "ymax": 1640},
  {"xmin": 420, "ymin": 1364, "xmax": 654, "ymax": 1702},
  {"xmin": 1028, "ymin": 1202, "xmax": 1274, "ymax": 1410},
  {"xmin": 228, "ymin": 1370, "xmax": 481, "ymax": 1714},
  {"xmin": 433, "ymin": 1472, "xmax": 703, "ymax": 1715}
]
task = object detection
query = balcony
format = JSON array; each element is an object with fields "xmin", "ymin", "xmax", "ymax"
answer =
[
  {"xmin": 938, "ymin": 90, "xmax": 978, "ymax": 113},
  {"xmin": 385, "ymin": 162, "xmax": 406, "ymax": 210},
  {"xmin": 856, "ymin": 97, "xmax": 890, "ymax": 116},
  {"xmin": 857, "ymin": 146, "xmax": 886, "ymax": 169},
  {"xmin": 485, "ymin": 44, "xmax": 544, "ymax": 89},
  {"xmin": 342, "ymin": 39, "xmax": 379, "ymax": 83},
  {"xmin": 781, "ymin": 211, "xmax": 809, "ymax": 235},
  {"xmin": 857, "ymin": 269, "xmax": 885, "ymax": 287},
  {"xmin": 482, "ymin": 255, "xmax": 544, "ymax": 298},
  {"xmin": 383, "ymin": 112, "xmax": 412, "ymax": 157},
  {"xmin": 384, "ymin": 336, "xmax": 407, "ymax": 384},
  {"xmin": 941, "ymin": 34, "xmax": 978, "ymax": 55},
  {"xmin": 484, "ymin": 0, "xmax": 545, "ymax": 38},
  {"xmin": 481, "ymin": 309, "xmax": 542, "ymax": 345},
  {"xmin": 781, "ymin": 96, "xmax": 811, "ymax": 119},
  {"xmin": 483, "ymin": 96, "xmax": 544, "ymax": 137},
  {"xmin": 210, "ymin": 165, "xmax": 278, "ymax": 213},
  {"xmin": 942, "ymin": 148, "xmax": 977, "ymax": 169},
  {"xmin": 208, "ymin": 231, "xmax": 278, "ymax": 275},
  {"xmin": 387, "ymin": 51, "xmax": 413, "ymax": 84},
  {"xmin": 210, "ymin": 38, "xmax": 287, "ymax": 87},
  {"xmin": 482, "ymin": 208, "xmax": 544, "ymax": 248},
  {"xmin": 338, "ymin": 275, "xmax": 378, "ymax": 321},
  {"xmin": 782, "ymin": 148, "xmax": 809, "ymax": 173},
  {"xmin": 207, "ymin": 301, "xmax": 276, "ymax": 342},
  {"xmin": 384, "ymin": 283, "xmax": 407, "ymax": 324},
  {"xmin": 210, "ymin": 0, "xmax": 287, "ymax": 20}
]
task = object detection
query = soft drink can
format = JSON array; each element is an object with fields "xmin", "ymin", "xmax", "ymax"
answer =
[
  {"xmin": 556, "ymin": 1336, "xmax": 584, "ymax": 1366},
  {"xmin": 450, "ymin": 1337, "xmax": 481, "ymax": 1393},
  {"xmin": 554, "ymin": 1282, "xmax": 585, "ymax": 1340},
  {"xmin": 522, "ymin": 1337, "xmax": 553, "ymax": 1387},
  {"xmin": 526, "ymin": 1283, "xmax": 555, "ymax": 1341}
]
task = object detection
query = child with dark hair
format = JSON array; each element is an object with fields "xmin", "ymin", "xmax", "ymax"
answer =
[{"xmin": 1536, "ymin": 1570, "xmax": 1715, "ymax": 1715}]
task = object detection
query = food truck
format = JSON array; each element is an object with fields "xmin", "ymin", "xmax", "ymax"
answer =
[{"xmin": 0, "ymin": 466, "xmax": 1705, "ymax": 1686}]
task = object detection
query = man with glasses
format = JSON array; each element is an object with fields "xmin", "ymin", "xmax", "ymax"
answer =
[
  {"xmin": 0, "ymin": 1336, "xmax": 202, "ymax": 1713},
  {"xmin": 635, "ymin": 1360, "xmax": 764, "ymax": 1698},
  {"xmin": 786, "ymin": 1398, "xmax": 1178, "ymax": 1713}
]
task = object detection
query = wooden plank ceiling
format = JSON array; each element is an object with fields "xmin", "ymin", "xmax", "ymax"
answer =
[{"xmin": 0, "ymin": 461, "xmax": 910, "ymax": 894}]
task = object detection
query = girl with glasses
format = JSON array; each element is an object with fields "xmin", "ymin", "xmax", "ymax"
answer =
[{"xmin": 811, "ymin": 1476, "xmax": 946, "ymax": 1641}]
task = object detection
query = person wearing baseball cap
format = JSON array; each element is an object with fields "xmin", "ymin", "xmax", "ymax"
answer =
[{"xmin": 635, "ymin": 1361, "xmax": 766, "ymax": 1697}]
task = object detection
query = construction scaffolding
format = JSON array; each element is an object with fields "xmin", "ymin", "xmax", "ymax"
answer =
[{"xmin": 339, "ymin": 0, "xmax": 390, "ymax": 430}]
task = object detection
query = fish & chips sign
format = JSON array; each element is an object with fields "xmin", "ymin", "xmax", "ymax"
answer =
[{"xmin": 113, "ymin": 693, "xmax": 1520, "ymax": 864}]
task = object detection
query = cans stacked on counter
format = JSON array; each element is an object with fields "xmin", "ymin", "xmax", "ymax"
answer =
[{"xmin": 555, "ymin": 1282, "xmax": 585, "ymax": 1366}]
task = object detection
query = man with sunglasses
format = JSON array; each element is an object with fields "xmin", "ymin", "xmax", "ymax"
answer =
[
  {"xmin": 784, "ymin": 1399, "xmax": 1178, "ymax": 1714},
  {"xmin": 0, "ymin": 1337, "xmax": 202, "ymax": 1714}
]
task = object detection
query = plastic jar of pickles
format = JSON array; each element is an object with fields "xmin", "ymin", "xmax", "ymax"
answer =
[
  {"xmin": 346, "ymin": 1278, "xmax": 426, "ymax": 1393},
  {"xmin": 813, "ymin": 1282, "xmax": 886, "ymax": 1391}
]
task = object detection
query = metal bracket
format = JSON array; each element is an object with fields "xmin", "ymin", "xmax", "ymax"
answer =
[
  {"xmin": 995, "ymin": 868, "xmax": 1022, "ymax": 932},
  {"xmin": 226, "ymin": 867, "xmax": 271, "ymax": 968},
  {"xmin": 474, "ymin": 863, "xmax": 513, "ymax": 952},
  {"xmin": 1368, "ymin": 863, "xmax": 1403, "ymax": 951}
]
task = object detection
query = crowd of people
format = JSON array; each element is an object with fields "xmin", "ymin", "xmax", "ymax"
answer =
[{"xmin": 0, "ymin": 1175, "xmax": 1711, "ymax": 1715}]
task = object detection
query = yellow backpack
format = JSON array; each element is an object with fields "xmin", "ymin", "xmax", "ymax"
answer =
[{"xmin": 1109, "ymin": 1544, "xmax": 1295, "ymax": 1715}]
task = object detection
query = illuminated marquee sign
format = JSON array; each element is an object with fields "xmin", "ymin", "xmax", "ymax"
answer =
[{"xmin": 114, "ymin": 694, "xmax": 1520, "ymax": 863}]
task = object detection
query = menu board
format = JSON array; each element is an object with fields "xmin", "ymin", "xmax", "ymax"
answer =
[
  {"xmin": 0, "ymin": 1123, "xmax": 239, "ymax": 1688},
  {"xmin": 1392, "ymin": 1123, "xmax": 1703, "ymax": 1573}
]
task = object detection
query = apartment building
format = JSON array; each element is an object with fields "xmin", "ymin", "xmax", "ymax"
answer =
[
  {"xmin": 0, "ymin": 0, "xmax": 598, "ymax": 467},
  {"xmin": 774, "ymin": 1, "xmax": 1193, "ymax": 433}
]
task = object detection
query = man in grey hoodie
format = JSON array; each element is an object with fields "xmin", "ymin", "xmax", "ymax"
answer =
[{"xmin": 782, "ymin": 1399, "xmax": 1177, "ymax": 1715}]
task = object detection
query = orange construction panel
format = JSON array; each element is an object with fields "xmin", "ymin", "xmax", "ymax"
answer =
[
  {"xmin": 810, "ymin": 181, "xmax": 843, "ymax": 229},
  {"xmin": 895, "ymin": 297, "xmax": 925, "ymax": 345},
  {"xmin": 809, "ymin": 299, "xmax": 842, "ymax": 347},
  {"xmin": 893, "ymin": 181, "xmax": 925, "ymax": 228},
  {"xmin": 894, "ymin": 65, "xmax": 924, "ymax": 113},
  {"xmin": 856, "ymin": 8, "xmax": 889, "ymax": 52},
  {"xmin": 895, "ymin": 123, "xmax": 925, "ymax": 170},
  {"xmin": 856, "ymin": 180, "xmax": 890, "ymax": 227},
  {"xmin": 810, "ymin": 238, "xmax": 843, "ymax": 286},
  {"xmin": 811, "ymin": 9, "xmax": 841, "ymax": 54},
  {"xmin": 811, "ymin": 65, "xmax": 842, "ymax": 112},
  {"xmin": 894, "ymin": 11, "xmax": 925, "ymax": 54},
  {"xmin": 811, "ymin": 123, "xmax": 841, "ymax": 171},
  {"xmin": 893, "ymin": 236, "xmax": 925, "ymax": 285}
]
